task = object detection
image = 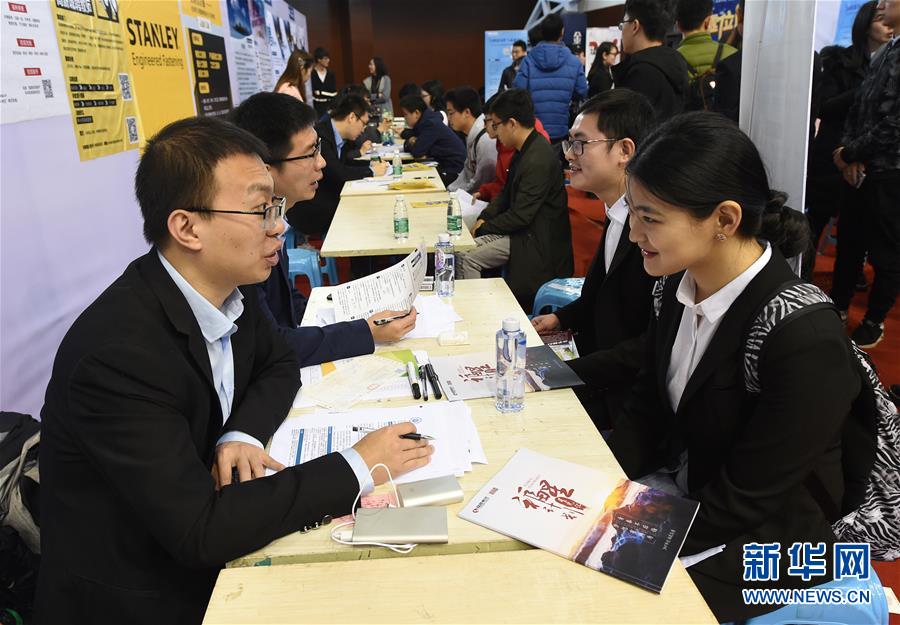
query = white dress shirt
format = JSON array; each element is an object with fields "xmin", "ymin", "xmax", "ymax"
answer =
[
  {"xmin": 604, "ymin": 194, "xmax": 628, "ymax": 273},
  {"xmin": 666, "ymin": 242, "xmax": 771, "ymax": 413},
  {"xmin": 158, "ymin": 252, "xmax": 372, "ymax": 491}
]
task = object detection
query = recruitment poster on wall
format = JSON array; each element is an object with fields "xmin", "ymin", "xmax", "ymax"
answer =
[
  {"xmin": 484, "ymin": 30, "xmax": 528, "ymax": 100},
  {"xmin": 180, "ymin": 0, "xmax": 221, "ymax": 29},
  {"xmin": 249, "ymin": 0, "xmax": 273, "ymax": 91},
  {"xmin": 187, "ymin": 27, "xmax": 233, "ymax": 117},
  {"xmin": 585, "ymin": 27, "xmax": 620, "ymax": 77},
  {"xmin": 1, "ymin": 0, "xmax": 69, "ymax": 124},
  {"xmin": 120, "ymin": 0, "xmax": 195, "ymax": 144},
  {"xmin": 225, "ymin": 0, "xmax": 261, "ymax": 104},
  {"xmin": 267, "ymin": 0, "xmax": 294, "ymax": 85},
  {"xmin": 51, "ymin": 0, "xmax": 140, "ymax": 161}
]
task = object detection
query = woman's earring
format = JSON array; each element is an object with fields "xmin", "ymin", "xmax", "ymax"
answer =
[{"xmin": 715, "ymin": 233, "xmax": 727, "ymax": 241}]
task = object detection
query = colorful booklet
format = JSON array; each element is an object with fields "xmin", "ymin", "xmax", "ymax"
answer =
[
  {"xmin": 539, "ymin": 329, "xmax": 580, "ymax": 361},
  {"xmin": 430, "ymin": 346, "xmax": 583, "ymax": 401},
  {"xmin": 459, "ymin": 448, "xmax": 699, "ymax": 593}
]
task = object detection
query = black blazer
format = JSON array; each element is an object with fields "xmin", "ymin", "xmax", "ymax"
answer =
[
  {"xmin": 37, "ymin": 251, "xmax": 359, "ymax": 624},
  {"xmin": 477, "ymin": 130, "xmax": 573, "ymax": 308},
  {"xmin": 607, "ymin": 250, "xmax": 860, "ymax": 622},
  {"xmin": 286, "ymin": 118, "xmax": 372, "ymax": 236},
  {"xmin": 257, "ymin": 247, "xmax": 374, "ymax": 366},
  {"xmin": 555, "ymin": 218, "xmax": 654, "ymax": 426}
]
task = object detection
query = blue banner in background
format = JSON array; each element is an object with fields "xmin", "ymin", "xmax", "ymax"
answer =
[
  {"xmin": 710, "ymin": 0, "xmax": 740, "ymax": 41},
  {"xmin": 485, "ymin": 30, "xmax": 528, "ymax": 100},
  {"xmin": 834, "ymin": 0, "xmax": 868, "ymax": 46}
]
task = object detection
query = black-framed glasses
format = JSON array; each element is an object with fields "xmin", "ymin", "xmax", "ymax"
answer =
[
  {"xmin": 185, "ymin": 195, "xmax": 286, "ymax": 230},
  {"xmin": 562, "ymin": 138, "xmax": 620, "ymax": 156},
  {"xmin": 488, "ymin": 119, "xmax": 507, "ymax": 131},
  {"xmin": 618, "ymin": 18, "xmax": 635, "ymax": 30},
  {"xmin": 267, "ymin": 137, "xmax": 321, "ymax": 164}
]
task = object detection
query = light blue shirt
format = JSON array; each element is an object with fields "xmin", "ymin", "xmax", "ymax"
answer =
[
  {"xmin": 331, "ymin": 119, "xmax": 345, "ymax": 160},
  {"xmin": 158, "ymin": 251, "xmax": 371, "ymax": 491}
]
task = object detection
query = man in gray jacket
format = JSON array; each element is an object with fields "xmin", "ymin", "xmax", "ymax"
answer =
[{"xmin": 447, "ymin": 87, "xmax": 498, "ymax": 193}]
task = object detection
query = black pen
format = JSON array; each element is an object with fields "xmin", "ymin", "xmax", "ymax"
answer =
[
  {"xmin": 400, "ymin": 433, "xmax": 434, "ymax": 441},
  {"xmin": 425, "ymin": 363, "xmax": 443, "ymax": 400},
  {"xmin": 373, "ymin": 309, "xmax": 419, "ymax": 326},
  {"xmin": 419, "ymin": 365, "xmax": 429, "ymax": 401}
]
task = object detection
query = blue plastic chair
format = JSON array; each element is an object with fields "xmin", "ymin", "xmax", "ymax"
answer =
[
  {"xmin": 286, "ymin": 247, "xmax": 323, "ymax": 288},
  {"xmin": 282, "ymin": 228, "xmax": 339, "ymax": 286},
  {"xmin": 740, "ymin": 569, "xmax": 888, "ymax": 625},
  {"xmin": 818, "ymin": 217, "xmax": 838, "ymax": 254},
  {"xmin": 532, "ymin": 278, "xmax": 585, "ymax": 316}
]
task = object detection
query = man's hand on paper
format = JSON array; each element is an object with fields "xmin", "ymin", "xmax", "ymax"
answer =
[
  {"xmin": 471, "ymin": 191, "xmax": 482, "ymax": 204},
  {"xmin": 367, "ymin": 308, "xmax": 417, "ymax": 343},
  {"xmin": 352, "ymin": 422, "xmax": 434, "ymax": 485},
  {"xmin": 531, "ymin": 313, "xmax": 561, "ymax": 333},
  {"xmin": 371, "ymin": 160, "xmax": 391, "ymax": 176},
  {"xmin": 212, "ymin": 442, "xmax": 285, "ymax": 490},
  {"xmin": 470, "ymin": 218, "xmax": 485, "ymax": 236}
]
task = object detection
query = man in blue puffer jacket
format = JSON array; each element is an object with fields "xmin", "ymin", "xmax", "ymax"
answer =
[{"xmin": 513, "ymin": 13, "xmax": 588, "ymax": 142}]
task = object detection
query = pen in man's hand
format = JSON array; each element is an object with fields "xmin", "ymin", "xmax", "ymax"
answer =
[
  {"xmin": 373, "ymin": 309, "xmax": 417, "ymax": 326},
  {"xmin": 352, "ymin": 426, "xmax": 434, "ymax": 441}
]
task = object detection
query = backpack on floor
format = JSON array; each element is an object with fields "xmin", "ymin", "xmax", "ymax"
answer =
[{"xmin": 742, "ymin": 280, "xmax": 900, "ymax": 560}]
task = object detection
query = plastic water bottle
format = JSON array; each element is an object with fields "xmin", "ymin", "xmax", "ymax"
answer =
[
  {"xmin": 392, "ymin": 153, "xmax": 402, "ymax": 177},
  {"xmin": 435, "ymin": 233, "xmax": 455, "ymax": 297},
  {"xmin": 495, "ymin": 318, "xmax": 526, "ymax": 413},
  {"xmin": 393, "ymin": 195, "xmax": 409, "ymax": 240},
  {"xmin": 447, "ymin": 196, "xmax": 462, "ymax": 237}
]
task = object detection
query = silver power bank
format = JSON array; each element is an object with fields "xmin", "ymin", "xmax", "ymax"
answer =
[
  {"xmin": 351, "ymin": 507, "xmax": 448, "ymax": 544},
  {"xmin": 396, "ymin": 474, "xmax": 464, "ymax": 508}
]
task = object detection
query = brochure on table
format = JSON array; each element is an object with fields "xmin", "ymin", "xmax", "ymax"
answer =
[{"xmin": 459, "ymin": 448, "xmax": 699, "ymax": 593}]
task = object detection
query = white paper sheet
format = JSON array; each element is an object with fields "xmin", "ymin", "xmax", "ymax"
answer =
[
  {"xmin": 269, "ymin": 403, "xmax": 484, "ymax": 484},
  {"xmin": 332, "ymin": 243, "xmax": 427, "ymax": 321},
  {"xmin": 454, "ymin": 189, "xmax": 488, "ymax": 230},
  {"xmin": 298, "ymin": 355, "xmax": 399, "ymax": 412},
  {"xmin": 293, "ymin": 352, "xmax": 418, "ymax": 410},
  {"xmin": 404, "ymin": 294, "xmax": 462, "ymax": 339}
]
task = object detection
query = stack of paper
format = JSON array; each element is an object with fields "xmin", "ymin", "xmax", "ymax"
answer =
[{"xmin": 269, "ymin": 403, "xmax": 487, "ymax": 484}]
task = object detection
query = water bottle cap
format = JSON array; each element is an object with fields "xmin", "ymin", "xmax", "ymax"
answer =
[
  {"xmin": 437, "ymin": 233, "xmax": 450, "ymax": 243},
  {"xmin": 395, "ymin": 195, "xmax": 405, "ymax": 201},
  {"xmin": 502, "ymin": 317, "xmax": 520, "ymax": 332}
]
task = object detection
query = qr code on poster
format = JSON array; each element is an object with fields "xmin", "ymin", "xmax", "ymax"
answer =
[
  {"xmin": 126, "ymin": 116, "xmax": 138, "ymax": 144},
  {"xmin": 118, "ymin": 72, "xmax": 133, "ymax": 101},
  {"xmin": 42, "ymin": 79, "xmax": 53, "ymax": 99}
]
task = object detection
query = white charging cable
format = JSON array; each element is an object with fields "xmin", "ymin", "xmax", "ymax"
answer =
[{"xmin": 329, "ymin": 463, "xmax": 416, "ymax": 554}]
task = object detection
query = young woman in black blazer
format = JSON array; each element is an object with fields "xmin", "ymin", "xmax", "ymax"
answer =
[{"xmin": 607, "ymin": 113, "xmax": 861, "ymax": 622}]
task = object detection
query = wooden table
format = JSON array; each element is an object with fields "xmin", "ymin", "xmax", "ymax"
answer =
[
  {"xmin": 354, "ymin": 148, "xmax": 415, "ymax": 162},
  {"xmin": 320, "ymin": 191, "xmax": 476, "ymax": 258},
  {"xmin": 339, "ymin": 167, "xmax": 445, "ymax": 197},
  {"xmin": 206, "ymin": 550, "xmax": 717, "ymax": 624},
  {"xmin": 214, "ymin": 279, "xmax": 715, "ymax": 624}
]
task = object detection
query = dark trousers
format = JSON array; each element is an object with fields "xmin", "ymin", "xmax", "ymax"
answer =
[{"xmin": 830, "ymin": 170, "xmax": 900, "ymax": 323}]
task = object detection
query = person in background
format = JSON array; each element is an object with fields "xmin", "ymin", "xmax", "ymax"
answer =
[
  {"xmin": 398, "ymin": 94, "xmax": 467, "ymax": 185},
  {"xmin": 35, "ymin": 115, "xmax": 433, "ymax": 624},
  {"xmin": 331, "ymin": 83, "xmax": 392, "ymax": 153},
  {"xmin": 532, "ymin": 89, "xmax": 656, "ymax": 432},
  {"xmin": 513, "ymin": 13, "xmax": 589, "ymax": 142},
  {"xmin": 572, "ymin": 44, "xmax": 587, "ymax": 67},
  {"xmin": 614, "ymin": 0, "xmax": 690, "ymax": 121},
  {"xmin": 457, "ymin": 89, "xmax": 573, "ymax": 308},
  {"xmin": 421, "ymin": 80, "xmax": 449, "ymax": 125},
  {"xmin": 284, "ymin": 94, "xmax": 391, "ymax": 237},
  {"xmin": 675, "ymin": 0, "xmax": 737, "ymax": 76},
  {"xmin": 712, "ymin": 0, "xmax": 744, "ymax": 122},
  {"xmin": 397, "ymin": 82, "xmax": 420, "ymax": 100},
  {"xmin": 832, "ymin": 0, "xmax": 900, "ymax": 348},
  {"xmin": 447, "ymin": 86, "xmax": 498, "ymax": 193},
  {"xmin": 587, "ymin": 41, "xmax": 619, "ymax": 97},
  {"xmin": 311, "ymin": 47, "xmax": 338, "ymax": 118},
  {"xmin": 607, "ymin": 113, "xmax": 859, "ymax": 623},
  {"xmin": 230, "ymin": 93, "xmax": 414, "ymax": 366},
  {"xmin": 274, "ymin": 48, "xmax": 314, "ymax": 102},
  {"xmin": 807, "ymin": 1, "xmax": 891, "ymax": 258},
  {"xmin": 363, "ymin": 56, "xmax": 392, "ymax": 119},
  {"xmin": 499, "ymin": 39, "xmax": 528, "ymax": 92},
  {"xmin": 472, "ymin": 96, "xmax": 551, "ymax": 204}
]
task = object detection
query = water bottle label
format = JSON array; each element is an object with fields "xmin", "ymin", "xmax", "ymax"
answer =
[
  {"xmin": 435, "ymin": 249, "xmax": 446, "ymax": 270},
  {"xmin": 394, "ymin": 217, "xmax": 409, "ymax": 235},
  {"xmin": 447, "ymin": 215, "xmax": 462, "ymax": 233}
]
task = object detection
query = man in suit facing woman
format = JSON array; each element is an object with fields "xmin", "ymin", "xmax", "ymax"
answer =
[
  {"xmin": 532, "ymin": 89, "xmax": 657, "ymax": 431},
  {"xmin": 36, "ymin": 116, "xmax": 433, "ymax": 624},
  {"xmin": 230, "ymin": 93, "xmax": 415, "ymax": 367},
  {"xmin": 607, "ymin": 113, "xmax": 861, "ymax": 622}
]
